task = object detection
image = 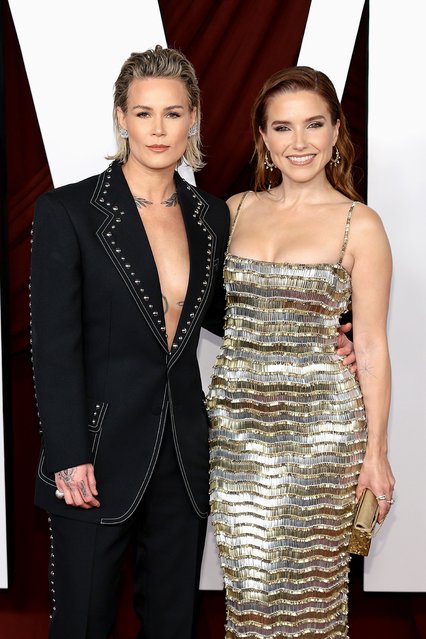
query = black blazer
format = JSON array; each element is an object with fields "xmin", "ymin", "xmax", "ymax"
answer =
[{"xmin": 30, "ymin": 161, "xmax": 229, "ymax": 524}]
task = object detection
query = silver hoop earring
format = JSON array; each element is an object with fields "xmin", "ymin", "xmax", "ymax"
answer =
[
  {"xmin": 119, "ymin": 126, "xmax": 129, "ymax": 139},
  {"xmin": 188, "ymin": 123, "xmax": 198, "ymax": 137},
  {"xmin": 264, "ymin": 150, "xmax": 276, "ymax": 171},
  {"xmin": 330, "ymin": 146, "xmax": 340, "ymax": 166}
]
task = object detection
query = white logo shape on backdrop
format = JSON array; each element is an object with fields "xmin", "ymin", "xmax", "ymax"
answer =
[{"xmin": 11, "ymin": 0, "xmax": 422, "ymax": 597}]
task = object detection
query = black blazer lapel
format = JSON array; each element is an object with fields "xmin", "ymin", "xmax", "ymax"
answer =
[
  {"xmin": 168, "ymin": 172, "xmax": 218, "ymax": 367},
  {"xmin": 91, "ymin": 162, "xmax": 169, "ymax": 353},
  {"xmin": 90, "ymin": 163, "xmax": 219, "ymax": 361}
]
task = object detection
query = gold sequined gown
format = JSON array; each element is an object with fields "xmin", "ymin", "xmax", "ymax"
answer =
[{"xmin": 206, "ymin": 202, "xmax": 367, "ymax": 638}]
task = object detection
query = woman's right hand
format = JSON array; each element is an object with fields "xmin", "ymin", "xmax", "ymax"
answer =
[
  {"xmin": 355, "ymin": 453, "xmax": 395, "ymax": 523},
  {"xmin": 55, "ymin": 463, "xmax": 100, "ymax": 509}
]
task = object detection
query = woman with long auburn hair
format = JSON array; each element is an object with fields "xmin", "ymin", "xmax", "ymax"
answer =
[{"xmin": 207, "ymin": 66, "xmax": 394, "ymax": 638}]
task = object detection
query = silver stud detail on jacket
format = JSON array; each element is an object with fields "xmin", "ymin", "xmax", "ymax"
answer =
[
  {"xmin": 103, "ymin": 200, "xmax": 165, "ymax": 337},
  {"xmin": 48, "ymin": 519, "xmax": 57, "ymax": 620},
  {"xmin": 102, "ymin": 174, "xmax": 211, "ymax": 349}
]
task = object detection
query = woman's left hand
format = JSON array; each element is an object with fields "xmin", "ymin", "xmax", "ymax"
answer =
[
  {"xmin": 337, "ymin": 323, "xmax": 357, "ymax": 374},
  {"xmin": 356, "ymin": 453, "xmax": 395, "ymax": 523}
]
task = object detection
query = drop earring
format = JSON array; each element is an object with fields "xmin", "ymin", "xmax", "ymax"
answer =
[
  {"xmin": 264, "ymin": 150, "xmax": 276, "ymax": 190},
  {"xmin": 264, "ymin": 150, "xmax": 275, "ymax": 171},
  {"xmin": 330, "ymin": 146, "xmax": 340, "ymax": 166}
]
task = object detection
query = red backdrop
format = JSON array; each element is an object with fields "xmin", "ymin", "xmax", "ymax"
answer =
[{"xmin": 0, "ymin": 0, "xmax": 425, "ymax": 637}]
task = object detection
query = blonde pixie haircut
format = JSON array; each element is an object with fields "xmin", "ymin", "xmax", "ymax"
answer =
[{"xmin": 109, "ymin": 45, "xmax": 204, "ymax": 171}]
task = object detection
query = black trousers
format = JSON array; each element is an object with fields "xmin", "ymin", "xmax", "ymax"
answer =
[{"xmin": 47, "ymin": 419, "xmax": 208, "ymax": 639}]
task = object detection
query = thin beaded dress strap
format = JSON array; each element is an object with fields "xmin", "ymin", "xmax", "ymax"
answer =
[
  {"xmin": 226, "ymin": 191, "xmax": 251, "ymax": 254},
  {"xmin": 337, "ymin": 201, "xmax": 357, "ymax": 265}
]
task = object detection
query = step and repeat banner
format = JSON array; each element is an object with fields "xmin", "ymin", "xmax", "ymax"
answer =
[
  {"xmin": 3, "ymin": 0, "xmax": 425, "ymax": 592},
  {"xmin": 295, "ymin": 0, "xmax": 426, "ymax": 592},
  {"xmin": 364, "ymin": 1, "xmax": 426, "ymax": 591},
  {"xmin": 6, "ymin": 0, "xmax": 223, "ymax": 590},
  {"xmin": 1, "ymin": 0, "xmax": 8, "ymax": 587},
  {"xmin": 0, "ymin": 298, "xmax": 7, "ymax": 587}
]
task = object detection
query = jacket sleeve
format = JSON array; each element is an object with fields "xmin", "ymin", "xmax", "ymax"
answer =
[
  {"xmin": 31, "ymin": 192, "xmax": 92, "ymax": 473},
  {"xmin": 201, "ymin": 201, "xmax": 230, "ymax": 337}
]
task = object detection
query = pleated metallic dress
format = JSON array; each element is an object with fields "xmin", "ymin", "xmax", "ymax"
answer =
[{"xmin": 206, "ymin": 201, "xmax": 367, "ymax": 638}]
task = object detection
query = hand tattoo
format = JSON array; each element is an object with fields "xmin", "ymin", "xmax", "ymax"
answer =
[
  {"xmin": 79, "ymin": 481, "xmax": 88, "ymax": 498},
  {"xmin": 58, "ymin": 468, "xmax": 76, "ymax": 484}
]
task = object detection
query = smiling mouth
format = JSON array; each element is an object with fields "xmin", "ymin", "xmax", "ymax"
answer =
[{"xmin": 287, "ymin": 154, "xmax": 316, "ymax": 165}]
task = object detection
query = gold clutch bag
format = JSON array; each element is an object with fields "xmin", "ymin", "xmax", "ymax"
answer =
[{"xmin": 348, "ymin": 488, "xmax": 381, "ymax": 556}]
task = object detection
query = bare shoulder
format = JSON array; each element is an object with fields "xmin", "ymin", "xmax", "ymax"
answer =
[
  {"xmin": 226, "ymin": 190, "xmax": 256, "ymax": 222},
  {"xmin": 352, "ymin": 202, "xmax": 386, "ymax": 233},
  {"xmin": 351, "ymin": 202, "xmax": 391, "ymax": 257}
]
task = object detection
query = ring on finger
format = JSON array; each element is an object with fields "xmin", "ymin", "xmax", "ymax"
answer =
[
  {"xmin": 387, "ymin": 498, "xmax": 395, "ymax": 505},
  {"xmin": 55, "ymin": 489, "xmax": 64, "ymax": 500},
  {"xmin": 376, "ymin": 494, "xmax": 387, "ymax": 501}
]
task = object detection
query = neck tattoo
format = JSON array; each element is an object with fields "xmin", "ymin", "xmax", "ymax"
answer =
[{"xmin": 134, "ymin": 192, "xmax": 178, "ymax": 209}]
